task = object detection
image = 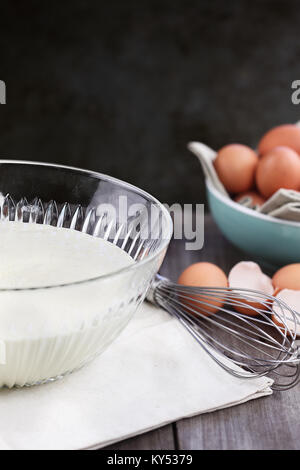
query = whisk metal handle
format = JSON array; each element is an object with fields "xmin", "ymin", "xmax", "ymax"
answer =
[{"xmin": 147, "ymin": 274, "xmax": 169, "ymax": 306}]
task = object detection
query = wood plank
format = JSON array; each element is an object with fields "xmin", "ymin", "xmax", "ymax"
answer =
[
  {"xmin": 176, "ymin": 388, "xmax": 300, "ymax": 450},
  {"xmin": 104, "ymin": 424, "xmax": 175, "ymax": 450}
]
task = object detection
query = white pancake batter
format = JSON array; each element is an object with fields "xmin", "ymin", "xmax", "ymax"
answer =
[{"xmin": 0, "ymin": 222, "xmax": 138, "ymax": 388}]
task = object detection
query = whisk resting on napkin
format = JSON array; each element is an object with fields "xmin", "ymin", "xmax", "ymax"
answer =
[{"xmin": 147, "ymin": 275, "xmax": 300, "ymax": 390}]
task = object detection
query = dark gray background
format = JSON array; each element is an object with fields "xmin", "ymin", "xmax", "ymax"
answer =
[{"xmin": 0, "ymin": 0, "xmax": 299, "ymax": 204}]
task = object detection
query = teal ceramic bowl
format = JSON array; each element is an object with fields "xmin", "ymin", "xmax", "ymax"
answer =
[{"xmin": 206, "ymin": 179, "xmax": 300, "ymax": 268}]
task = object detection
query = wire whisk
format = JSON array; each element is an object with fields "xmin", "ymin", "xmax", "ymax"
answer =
[{"xmin": 147, "ymin": 275, "xmax": 300, "ymax": 390}]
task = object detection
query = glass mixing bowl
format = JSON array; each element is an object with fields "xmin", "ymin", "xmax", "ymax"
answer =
[{"xmin": 0, "ymin": 160, "xmax": 173, "ymax": 388}]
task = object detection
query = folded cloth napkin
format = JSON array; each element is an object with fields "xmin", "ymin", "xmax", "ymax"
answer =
[
  {"xmin": 259, "ymin": 189, "xmax": 300, "ymax": 221},
  {"xmin": 0, "ymin": 302, "xmax": 272, "ymax": 450}
]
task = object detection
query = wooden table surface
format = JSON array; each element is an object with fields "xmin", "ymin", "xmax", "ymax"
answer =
[{"xmin": 105, "ymin": 215, "xmax": 300, "ymax": 451}]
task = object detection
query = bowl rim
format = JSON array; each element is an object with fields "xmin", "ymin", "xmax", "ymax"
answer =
[
  {"xmin": 206, "ymin": 178, "xmax": 300, "ymax": 228},
  {"xmin": 0, "ymin": 159, "xmax": 173, "ymax": 290}
]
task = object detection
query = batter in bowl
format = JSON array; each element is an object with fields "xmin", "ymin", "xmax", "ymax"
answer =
[{"xmin": 0, "ymin": 222, "xmax": 138, "ymax": 388}]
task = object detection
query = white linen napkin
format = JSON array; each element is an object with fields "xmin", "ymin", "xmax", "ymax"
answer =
[{"xmin": 0, "ymin": 302, "xmax": 272, "ymax": 450}]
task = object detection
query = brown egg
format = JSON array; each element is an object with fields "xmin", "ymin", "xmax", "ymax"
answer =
[
  {"xmin": 228, "ymin": 261, "xmax": 274, "ymax": 316},
  {"xmin": 234, "ymin": 191, "xmax": 266, "ymax": 207},
  {"xmin": 255, "ymin": 146, "xmax": 300, "ymax": 198},
  {"xmin": 258, "ymin": 124, "xmax": 300, "ymax": 155},
  {"xmin": 272, "ymin": 263, "xmax": 300, "ymax": 290},
  {"xmin": 272, "ymin": 289, "xmax": 300, "ymax": 337},
  {"xmin": 178, "ymin": 262, "xmax": 228, "ymax": 315},
  {"xmin": 214, "ymin": 144, "xmax": 258, "ymax": 194}
]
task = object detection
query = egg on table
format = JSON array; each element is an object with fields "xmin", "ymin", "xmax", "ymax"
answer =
[
  {"xmin": 178, "ymin": 262, "xmax": 228, "ymax": 315},
  {"xmin": 272, "ymin": 263, "xmax": 300, "ymax": 290}
]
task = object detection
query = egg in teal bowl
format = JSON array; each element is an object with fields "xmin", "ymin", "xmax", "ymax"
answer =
[{"xmin": 206, "ymin": 179, "xmax": 300, "ymax": 268}]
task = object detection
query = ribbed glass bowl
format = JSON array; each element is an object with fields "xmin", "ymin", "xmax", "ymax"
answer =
[{"xmin": 0, "ymin": 161, "xmax": 172, "ymax": 388}]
